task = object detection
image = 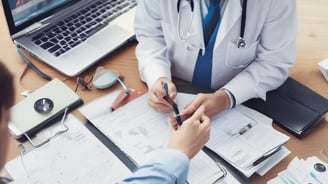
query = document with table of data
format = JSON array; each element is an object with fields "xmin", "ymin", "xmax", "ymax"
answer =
[
  {"xmin": 80, "ymin": 91, "xmax": 241, "ymax": 183},
  {"xmin": 5, "ymin": 115, "xmax": 132, "ymax": 184}
]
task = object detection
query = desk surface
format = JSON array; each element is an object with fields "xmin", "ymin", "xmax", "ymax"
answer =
[{"xmin": 1, "ymin": 1, "xmax": 328, "ymax": 183}]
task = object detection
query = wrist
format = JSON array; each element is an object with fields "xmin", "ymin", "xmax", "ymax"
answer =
[
  {"xmin": 214, "ymin": 90, "xmax": 230, "ymax": 109},
  {"xmin": 220, "ymin": 88, "xmax": 236, "ymax": 109}
]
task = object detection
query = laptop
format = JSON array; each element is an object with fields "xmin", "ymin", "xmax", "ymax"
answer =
[{"xmin": 1, "ymin": 0, "xmax": 137, "ymax": 77}]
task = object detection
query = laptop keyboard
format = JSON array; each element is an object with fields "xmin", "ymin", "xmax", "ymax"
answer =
[{"xmin": 32, "ymin": 0, "xmax": 137, "ymax": 57}]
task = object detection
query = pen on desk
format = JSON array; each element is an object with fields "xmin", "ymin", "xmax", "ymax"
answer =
[
  {"xmin": 252, "ymin": 145, "xmax": 282, "ymax": 166},
  {"xmin": 163, "ymin": 82, "xmax": 183, "ymax": 126}
]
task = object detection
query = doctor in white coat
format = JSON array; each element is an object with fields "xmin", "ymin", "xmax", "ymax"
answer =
[{"xmin": 134, "ymin": 0, "xmax": 297, "ymax": 118}]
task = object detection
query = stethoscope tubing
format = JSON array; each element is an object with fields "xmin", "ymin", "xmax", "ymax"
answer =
[{"xmin": 177, "ymin": 0, "xmax": 248, "ymax": 48}]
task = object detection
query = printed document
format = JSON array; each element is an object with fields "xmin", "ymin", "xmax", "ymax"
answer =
[
  {"xmin": 268, "ymin": 156, "xmax": 328, "ymax": 184},
  {"xmin": 80, "ymin": 91, "xmax": 241, "ymax": 183},
  {"xmin": 5, "ymin": 115, "xmax": 131, "ymax": 184},
  {"xmin": 175, "ymin": 93, "xmax": 290, "ymax": 177}
]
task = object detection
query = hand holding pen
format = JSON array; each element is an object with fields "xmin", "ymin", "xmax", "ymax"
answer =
[
  {"xmin": 168, "ymin": 105, "xmax": 210, "ymax": 159},
  {"xmin": 147, "ymin": 77, "xmax": 177, "ymax": 112},
  {"xmin": 163, "ymin": 82, "xmax": 183, "ymax": 125}
]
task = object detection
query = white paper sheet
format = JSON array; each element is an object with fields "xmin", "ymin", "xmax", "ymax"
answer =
[
  {"xmin": 175, "ymin": 93, "xmax": 290, "ymax": 177},
  {"xmin": 80, "ymin": 92, "xmax": 241, "ymax": 183},
  {"xmin": 268, "ymin": 156, "xmax": 328, "ymax": 184},
  {"xmin": 5, "ymin": 115, "xmax": 131, "ymax": 184}
]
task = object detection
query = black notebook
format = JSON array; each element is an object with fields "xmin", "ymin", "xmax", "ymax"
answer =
[{"xmin": 243, "ymin": 77, "xmax": 328, "ymax": 138}]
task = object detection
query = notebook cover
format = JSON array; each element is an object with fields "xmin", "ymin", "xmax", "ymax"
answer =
[
  {"xmin": 243, "ymin": 77, "xmax": 328, "ymax": 138},
  {"xmin": 8, "ymin": 79, "xmax": 83, "ymax": 140}
]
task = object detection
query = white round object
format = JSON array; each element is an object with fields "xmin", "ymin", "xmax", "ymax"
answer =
[{"xmin": 93, "ymin": 70, "xmax": 119, "ymax": 89}]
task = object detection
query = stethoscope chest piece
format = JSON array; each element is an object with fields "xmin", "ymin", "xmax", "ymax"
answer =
[
  {"xmin": 236, "ymin": 37, "xmax": 247, "ymax": 48},
  {"xmin": 34, "ymin": 98, "xmax": 54, "ymax": 114}
]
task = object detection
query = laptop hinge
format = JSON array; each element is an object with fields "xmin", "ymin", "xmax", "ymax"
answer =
[
  {"xmin": 12, "ymin": 22, "xmax": 51, "ymax": 40},
  {"xmin": 12, "ymin": 0, "xmax": 92, "ymax": 39}
]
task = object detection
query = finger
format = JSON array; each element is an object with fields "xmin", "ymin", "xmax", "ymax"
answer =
[
  {"xmin": 180, "ymin": 104, "xmax": 202, "ymax": 123},
  {"xmin": 168, "ymin": 115, "xmax": 179, "ymax": 130},
  {"xmin": 182, "ymin": 99, "xmax": 202, "ymax": 117},
  {"xmin": 148, "ymin": 99, "xmax": 172, "ymax": 112},
  {"xmin": 149, "ymin": 91, "xmax": 168, "ymax": 106},
  {"xmin": 149, "ymin": 91, "xmax": 159, "ymax": 103},
  {"xmin": 150, "ymin": 87, "xmax": 170, "ymax": 106},
  {"xmin": 189, "ymin": 105, "xmax": 205, "ymax": 121},
  {"xmin": 201, "ymin": 115, "xmax": 211, "ymax": 141},
  {"xmin": 166, "ymin": 83, "xmax": 177, "ymax": 99},
  {"xmin": 200, "ymin": 114, "xmax": 211, "ymax": 126},
  {"xmin": 201, "ymin": 113, "xmax": 209, "ymax": 122},
  {"xmin": 148, "ymin": 92, "xmax": 171, "ymax": 112}
]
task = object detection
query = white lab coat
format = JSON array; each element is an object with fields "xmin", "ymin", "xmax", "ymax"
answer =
[{"xmin": 134, "ymin": 0, "xmax": 297, "ymax": 105}]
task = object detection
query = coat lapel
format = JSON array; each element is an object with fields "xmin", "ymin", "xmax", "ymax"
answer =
[
  {"xmin": 188, "ymin": 0, "xmax": 205, "ymax": 51},
  {"xmin": 215, "ymin": 0, "xmax": 242, "ymax": 48},
  {"xmin": 189, "ymin": 0, "xmax": 242, "ymax": 52}
]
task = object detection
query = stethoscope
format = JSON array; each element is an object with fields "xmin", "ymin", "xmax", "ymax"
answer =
[
  {"xmin": 34, "ymin": 98, "xmax": 54, "ymax": 113},
  {"xmin": 177, "ymin": 0, "xmax": 248, "ymax": 48}
]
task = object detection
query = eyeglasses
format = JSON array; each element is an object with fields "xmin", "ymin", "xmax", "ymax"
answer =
[{"xmin": 74, "ymin": 75, "xmax": 93, "ymax": 92}]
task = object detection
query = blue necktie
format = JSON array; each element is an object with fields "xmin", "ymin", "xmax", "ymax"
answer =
[{"xmin": 192, "ymin": 0, "xmax": 223, "ymax": 88}]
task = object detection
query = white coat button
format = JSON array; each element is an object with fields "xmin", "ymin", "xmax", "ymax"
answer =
[{"xmin": 186, "ymin": 45, "xmax": 194, "ymax": 51}]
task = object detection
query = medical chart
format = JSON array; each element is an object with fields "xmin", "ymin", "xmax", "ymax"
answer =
[
  {"xmin": 5, "ymin": 115, "xmax": 131, "ymax": 184},
  {"xmin": 80, "ymin": 92, "xmax": 240, "ymax": 183}
]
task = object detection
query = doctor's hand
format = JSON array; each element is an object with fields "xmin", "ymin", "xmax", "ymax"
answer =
[
  {"xmin": 182, "ymin": 90, "xmax": 230, "ymax": 119},
  {"xmin": 148, "ymin": 77, "xmax": 177, "ymax": 112},
  {"xmin": 168, "ymin": 105, "xmax": 210, "ymax": 159}
]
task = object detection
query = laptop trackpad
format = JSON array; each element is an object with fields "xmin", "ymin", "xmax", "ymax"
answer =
[{"xmin": 87, "ymin": 25, "xmax": 131, "ymax": 52}]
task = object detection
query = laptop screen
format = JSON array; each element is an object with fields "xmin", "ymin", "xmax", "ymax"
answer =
[
  {"xmin": 2, "ymin": 0, "xmax": 78, "ymax": 35},
  {"xmin": 9, "ymin": 0, "xmax": 72, "ymax": 27}
]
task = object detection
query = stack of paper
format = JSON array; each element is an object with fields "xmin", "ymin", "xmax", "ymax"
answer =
[
  {"xmin": 175, "ymin": 93, "xmax": 291, "ymax": 177},
  {"xmin": 5, "ymin": 115, "xmax": 132, "ymax": 184},
  {"xmin": 268, "ymin": 156, "xmax": 328, "ymax": 184},
  {"xmin": 80, "ymin": 91, "xmax": 241, "ymax": 183},
  {"xmin": 80, "ymin": 91, "xmax": 291, "ymax": 181}
]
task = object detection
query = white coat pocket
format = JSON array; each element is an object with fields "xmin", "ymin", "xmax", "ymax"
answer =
[{"xmin": 225, "ymin": 41, "xmax": 258, "ymax": 70}]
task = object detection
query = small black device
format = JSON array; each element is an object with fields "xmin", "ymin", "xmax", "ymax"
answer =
[{"xmin": 314, "ymin": 163, "xmax": 326, "ymax": 172}]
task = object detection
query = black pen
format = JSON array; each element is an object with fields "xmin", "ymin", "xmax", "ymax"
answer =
[
  {"xmin": 252, "ymin": 145, "xmax": 283, "ymax": 166},
  {"xmin": 163, "ymin": 82, "xmax": 183, "ymax": 126}
]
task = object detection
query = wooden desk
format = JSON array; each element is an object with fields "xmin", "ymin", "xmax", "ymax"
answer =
[{"xmin": 1, "ymin": 0, "xmax": 328, "ymax": 183}]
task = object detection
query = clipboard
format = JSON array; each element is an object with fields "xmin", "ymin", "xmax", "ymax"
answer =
[{"xmin": 8, "ymin": 78, "xmax": 83, "ymax": 145}]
